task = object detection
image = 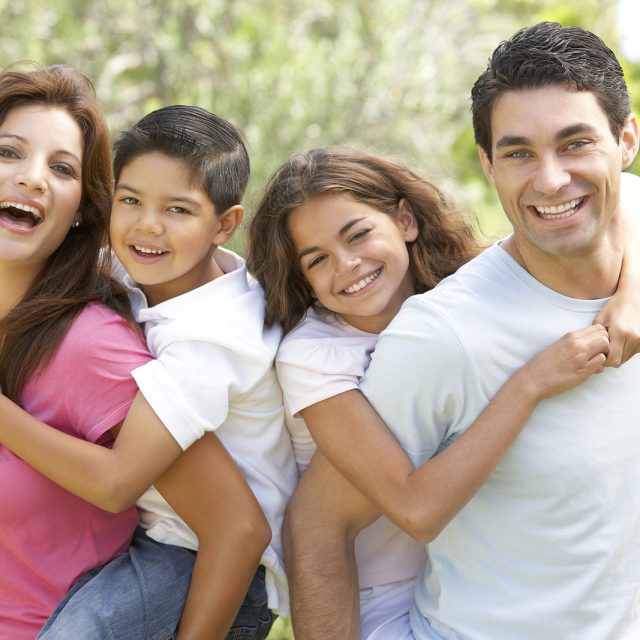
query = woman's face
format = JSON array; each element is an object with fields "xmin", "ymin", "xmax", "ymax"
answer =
[{"xmin": 0, "ymin": 103, "xmax": 83, "ymax": 277}]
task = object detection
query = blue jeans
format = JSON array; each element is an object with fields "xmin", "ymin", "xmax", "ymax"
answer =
[{"xmin": 37, "ymin": 528, "xmax": 275, "ymax": 640}]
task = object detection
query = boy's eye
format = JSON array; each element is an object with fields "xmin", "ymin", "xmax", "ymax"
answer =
[
  {"xmin": 565, "ymin": 140, "xmax": 588, "ymax": 151},
  {"xmin": 505, "ymin": 150, "xmax": 531, "ymax": 159},
  {"xmin": 168, "ymin": 206, "xmax": 190, "ymax": 214},
  {"xmin": 0, "ymin": 146, "xmax": 18, "ymax": 159}
]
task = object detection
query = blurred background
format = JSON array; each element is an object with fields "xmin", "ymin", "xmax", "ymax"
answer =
[{"xmin": 2, "ymin": 1, "xmax": 637, "ymax": 636}]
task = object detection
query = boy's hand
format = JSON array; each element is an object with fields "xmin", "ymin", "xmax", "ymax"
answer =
[{"xmin": 520, "ymin": 325, "xmax": 609, "ymax": 401}]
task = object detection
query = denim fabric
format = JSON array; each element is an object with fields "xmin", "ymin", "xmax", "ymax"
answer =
[{"xmin": 37, "ymin": 528, "xmax": 273, "ymax": 640}]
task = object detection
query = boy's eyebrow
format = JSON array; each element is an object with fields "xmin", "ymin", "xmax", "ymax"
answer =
[
  {"xmin": 0, "ymin": 132, "xmax": 81, "ymax": 165},
  {"xmin": 114, "ymin": 182, "xmax": 201, "ymax": 205},
  {"xmin": 494, "ymin": 123, "xmax": 597, "ymax": 149},
  {"xmin": 297, "ymin": 217, "xmax": 367, "ymax": 260}
]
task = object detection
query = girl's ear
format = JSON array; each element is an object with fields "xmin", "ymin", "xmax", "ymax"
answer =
[
  {"xmin": 212, "ymin": 205, "xmax": 244, "ymax": 246},
  {"xmin": 397, "ymin": 198, "xmax": 419, "ymax": 242}
]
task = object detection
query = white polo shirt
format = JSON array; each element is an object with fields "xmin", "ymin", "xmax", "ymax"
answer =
[{"xmin": 125, "ymin": 248, "xmax": 298, "ymax": 616}]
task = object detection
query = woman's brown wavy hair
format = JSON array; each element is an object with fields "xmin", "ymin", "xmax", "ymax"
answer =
[
  {"xmin": 0, "ymin": 64, "xmax": 133, "ymax": 402},
  {"xmin": 247, "ymin": 146, "xmax": 483, "ymax": 334}
]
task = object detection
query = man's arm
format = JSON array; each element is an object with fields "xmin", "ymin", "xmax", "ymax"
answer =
[
  {"xmin": 284, "ymin": 451, "xmax": 380, "ymax": 640},
  {"xmin": 155, "ymin": 433, "xmax": 271, "ymax": 640}
]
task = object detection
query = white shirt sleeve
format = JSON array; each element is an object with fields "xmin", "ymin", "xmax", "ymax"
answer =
[
  {"xmin": 363, "ymin": 297, "xmax": 475, "ymax": 467},
  {"xmin": 276, "ymin": 336, "xmax": 371, "ymax": 417},
  {"xmin": 132, "ymin": 338, "xmax": 263, "ymax": 450}
]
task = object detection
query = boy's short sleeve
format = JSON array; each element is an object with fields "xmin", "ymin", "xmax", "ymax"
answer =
[{"xmin": 132, "ymin": 338, "xmax": 264, "ymax": 450}]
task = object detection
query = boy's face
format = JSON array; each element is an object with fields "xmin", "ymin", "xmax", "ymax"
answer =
[
  {"xmin": 479, "ymin": 85, "xmax": 638, "ymax": 265},
  {"xmin": 110, "ymin": 151, "xmax": 223, "ymax": 305}
]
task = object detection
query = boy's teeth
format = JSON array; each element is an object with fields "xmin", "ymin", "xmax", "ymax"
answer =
[
  {"xmin": 344, "ymin": 269, "xmax": 380, "ymax": 294},
  {"xmin": 135, "ymin": 245, "xmax": 165, "ymax": 255},
  {"xmin": 535, "ymin": 198, "xmax": 583, "ymax": 219}
]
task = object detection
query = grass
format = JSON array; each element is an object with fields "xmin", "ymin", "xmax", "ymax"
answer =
[{"xmin": 267, "ymin": 616, "xmax": 294, "ymax": 639}]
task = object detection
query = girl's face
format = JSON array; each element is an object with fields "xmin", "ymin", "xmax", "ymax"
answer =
[
  {"xmin": 288, "ymin": 193, "xmax": 418, "ymax": 334},
  {"xmin": 0, "ymin": 104, "xmax": 83, "ymax": 277},
  {"xmin": 110, "ymin": 152, "xmax": 226, "ymax": 306}
]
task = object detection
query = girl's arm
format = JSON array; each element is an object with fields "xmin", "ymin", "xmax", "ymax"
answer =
[
  {"xmin": 154, "ymin": 433, "xmax": 270, "ymax": 640},
  {"xmin": 0, "ymin": 391, "xmax": 182, "ymax": 512},
  {"xmin": 300, "ymin": 323, "xmax": 609, "ymax": 542},
  {"xmin": 594, "ymin": 171, "xmax": 640, "ymax": 367}
]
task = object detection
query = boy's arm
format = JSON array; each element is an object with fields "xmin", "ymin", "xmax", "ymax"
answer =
[
  {"xmin": 0, "ymin": 391, "xmax": 182, "ymax": 512},
  {"xmin": 154, "ymin": 433, "xmax": 270, "ymax": 640},
  {"xmin": 594, "ymin": 171, "xmax": 640, "ymax": 366},
  {"xmin": 284, "ymin": 452, "xmax": 379, "ymax": 640},
  {"xmin": 303, "ymin": 324, "xmax": 609, "ymax": 542}
]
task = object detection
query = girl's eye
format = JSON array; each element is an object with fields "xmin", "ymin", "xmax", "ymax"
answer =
[
  {"xmin": 307, "ymin": 255, "xmax": 326, "ymax": 269},
  {"xmin": 350, "ymin": 229, "xmax": 370, "ymax": 242},
  {"xmin": 121, "ymin": 196, "xmax": 140, "ymax": 206}
]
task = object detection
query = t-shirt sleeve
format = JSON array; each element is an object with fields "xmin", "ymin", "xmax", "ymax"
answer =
[
  {"xmin": 363, "ymin": 298, "xmax": 473, "ymax": 467},
  {"xmin": 276, "ymin": 337, "xmax": 368, "ymax": 417},
  {"xmin": 131, "ymin": 339, "xmax": 261, "ymax": 450},
  {"xmin": 49, "ymin": 305, "xmax": 152, "ymax": 443}
]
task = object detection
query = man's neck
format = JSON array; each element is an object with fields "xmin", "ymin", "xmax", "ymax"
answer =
[{"xmin": 501, "ymin": 235, "xmax": 622, "ymax": 300}]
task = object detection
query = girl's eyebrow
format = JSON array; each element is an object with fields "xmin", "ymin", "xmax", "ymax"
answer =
[
  {"xmin": 297, "ymin": 217, "xmax": 366, "ymax": 260},
  {"xmin": 0, "ymin": 132, "xmax": 81, "ymax": 165}
]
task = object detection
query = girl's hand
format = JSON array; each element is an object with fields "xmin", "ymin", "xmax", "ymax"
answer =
[
  {"xmin": 594, "ymin": 296, "xmax": 640, "ymax": 368},
  {"xmin": 517, "ymin": 325, "xmax": 609, "ymax": 401}
]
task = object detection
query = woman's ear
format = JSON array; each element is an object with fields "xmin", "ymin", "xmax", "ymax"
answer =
[
  {"xmin": 212, "ymin": 205, "xmax": 244, "ymax": 246},
  {"xmin": 397, "ymin": 198, "xmax": 419, "ymax": 242}
]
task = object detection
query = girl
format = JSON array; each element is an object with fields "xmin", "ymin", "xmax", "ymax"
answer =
[
  {"xmin": 0, "ymin": 64, "xmax": 150, "ymax": 638},
  {"xmin": 246, "ymin": 146, "xmax": 634, "ymax": 639},
  {"xmin": 0, "ymin": 75, "xmax": 281, "ymax": 639}
]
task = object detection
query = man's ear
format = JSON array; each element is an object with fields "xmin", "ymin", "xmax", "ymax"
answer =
[
  {"xmin": 213, "ymin": 205, "xmax": 244, "ymax": 246},
  {"xmin": 620, "ymin": 113, "xmax": 639, "ymax": 170},
  {"xmin": 478, "ymin": 145, "xmax": 496, "ymax": 186},
  {"xmin": 397, "ymin": 198, "xmax": 419, "ymax": 242}
]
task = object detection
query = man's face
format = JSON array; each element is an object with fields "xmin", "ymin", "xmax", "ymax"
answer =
[{"xmin": 479, "ymin": 85, "xmax": 638, "ymax": 261}]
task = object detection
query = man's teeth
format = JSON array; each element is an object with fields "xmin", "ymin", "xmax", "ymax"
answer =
[
  {"xmin": 0, "ymin": 201, "xmax": 43, "ymax": 221},
  {"xmin": 535, "ymin": 198, "xmax": 583, "ymax": 219},
  {"xmin": 134, "ymin": 245, "xmax": 165, "ymax": 255},
  {"xmin": 344, "ymin": 269, "xmax": 380, "ymax": 294}
]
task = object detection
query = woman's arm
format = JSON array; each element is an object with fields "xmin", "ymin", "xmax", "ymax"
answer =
[
  {"xmin": 154, "ymin": 433, "xmax": 270, "ymax": 640},
  {"xmin": 0, "ymin": 391, "xmax": 182, "ymax": 512},
  {"xmin": 301, "ymin": 324, "xmax": 609, "ymax": 542},
  {"xmin": 594, "ymin": 171, "xmax": 640, "ymax": 366}
]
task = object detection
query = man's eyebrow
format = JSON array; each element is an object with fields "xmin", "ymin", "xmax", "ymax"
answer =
[{"xmin": 495, "ymin": 124, "xmax": 598, "ymax": 150}]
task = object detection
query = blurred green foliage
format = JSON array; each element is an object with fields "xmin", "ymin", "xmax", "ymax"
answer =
[{"xmin": 2, "ymin": 0, "xmax": 637, "ymax": 254}]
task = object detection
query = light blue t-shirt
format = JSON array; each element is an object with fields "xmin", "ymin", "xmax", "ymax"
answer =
[{"xmin": 364, "ymin": 243, "xmax": 640, "ymax": 640}]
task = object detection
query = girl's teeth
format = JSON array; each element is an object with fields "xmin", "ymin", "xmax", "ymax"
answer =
[{"xmin": 344, "ymin": 269, "xmax": 380, "ymax": 294}]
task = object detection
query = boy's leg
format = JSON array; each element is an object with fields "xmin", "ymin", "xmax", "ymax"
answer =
[
  {"xmin": 37, "ymin": 528, "xmax": 195, "ymax": 640},
  {"xmin": 225, "ymin": 565, "xmax": 276, "ymax": 640}
]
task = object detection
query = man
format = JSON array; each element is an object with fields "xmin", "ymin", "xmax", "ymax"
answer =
[{"xmin": 363, "ymin": 21, "xmax": 640, "ymax": 639}]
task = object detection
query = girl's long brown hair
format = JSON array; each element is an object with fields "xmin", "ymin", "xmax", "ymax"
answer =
[
  {"xmin": 0, "ymin": 64, "xmax": 133, "ymax": 402},
  {"xmin": 247, "ymin": 146, "xmax": 483, "ymax": 334}
]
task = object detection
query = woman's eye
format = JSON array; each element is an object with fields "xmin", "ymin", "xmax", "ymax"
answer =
[
  {"xmin": 0, "ymin": 147, "xmax": 18, "ymax": 159},
  {"xmin": 51, "ymin": 163, "xmax": 77, "ymax": 178},
  {"xmin": 350, "ymin": 229, "xmax": 370, "ymax": 242}
]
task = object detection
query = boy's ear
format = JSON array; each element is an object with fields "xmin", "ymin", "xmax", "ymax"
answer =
[{"xmin": 213, "ymin": 205, "xmax": 244, "ymax": 246}]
